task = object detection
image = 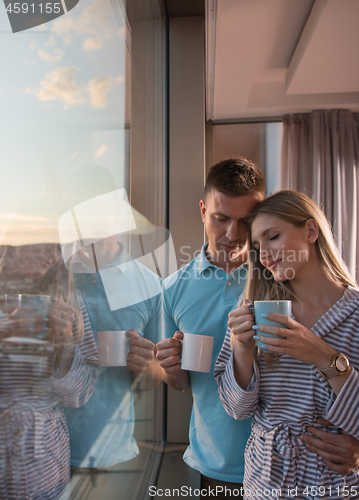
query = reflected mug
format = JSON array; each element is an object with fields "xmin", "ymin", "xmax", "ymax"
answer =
[
  {"xmin": 3, "ymin": 294, "xmax": 51, "ymax": 339},
  {"xmin": 4, "ymin": 294, "xmax": 51, "ymax": 315},
  {"xmin": 180, "ymin": 333, "xmax": 214, "ymax": 373},
  {"xmin": 253, "ymin": 300, "xmax": 291, "ymax": 353},
  {"xmin": 98, "ymin": 330, "xmax": 130, "ymax": 367}
]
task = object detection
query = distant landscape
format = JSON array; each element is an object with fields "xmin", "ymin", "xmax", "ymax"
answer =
[{"xmin": 0, "ymin": 243, "xmax": 61, "ymax": 295}]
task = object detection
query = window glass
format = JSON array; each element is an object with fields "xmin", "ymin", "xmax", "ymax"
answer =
[{"xmin": 0, "ymin": 1, "xmax": 166, "ymax": 499}]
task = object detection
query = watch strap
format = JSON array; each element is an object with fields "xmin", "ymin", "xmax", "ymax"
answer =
[{"xmin": 318, "ymin": 353, "xmax": 349, "ymax": 379}]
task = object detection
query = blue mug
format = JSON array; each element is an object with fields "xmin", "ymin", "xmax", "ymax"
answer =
[{"xmin": 253, "ymin": 300, "xmax": 291, "ymax": 353}]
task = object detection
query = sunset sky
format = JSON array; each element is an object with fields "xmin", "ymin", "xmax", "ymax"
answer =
[{"xmin": 0, "ymin": 0, "xmax": 129, "ymax": 246}]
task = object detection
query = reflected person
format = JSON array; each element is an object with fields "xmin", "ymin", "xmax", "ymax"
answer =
[
  {"xmin": 0, "ymin": 252, "xmax": 99, "ymax": 500},
  {"xmin": 61, "ymin": 165, "xmax": 162, "ymax": 470}
]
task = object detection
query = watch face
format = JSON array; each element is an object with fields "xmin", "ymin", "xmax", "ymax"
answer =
[{"xmin": 336, "ymin": 357, "xmax": 348, "ymax": 372}]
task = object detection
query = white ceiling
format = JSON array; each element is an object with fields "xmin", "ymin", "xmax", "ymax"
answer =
[{"xmin": 206, "ymin": 0, "xmax": 359, "ymax": 121}]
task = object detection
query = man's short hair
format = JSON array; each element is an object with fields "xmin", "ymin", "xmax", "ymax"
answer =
[{"xmin": 204, "ymin": 158, "xmax": 266, "ymax": 199}]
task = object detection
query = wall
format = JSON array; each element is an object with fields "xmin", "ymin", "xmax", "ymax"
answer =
[{"xmin": 167, "ymin": 15, "xmax": 205, "ymax": 443}]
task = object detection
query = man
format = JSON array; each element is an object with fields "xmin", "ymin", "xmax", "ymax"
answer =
[{"xmin": 156, "ymin": 158, "xmax": 359, "ymax": 499}]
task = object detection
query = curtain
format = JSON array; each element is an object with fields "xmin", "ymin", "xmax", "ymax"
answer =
[{"xmin": 281, "ymin": 109, "xmax": 359, "ymax": 283}]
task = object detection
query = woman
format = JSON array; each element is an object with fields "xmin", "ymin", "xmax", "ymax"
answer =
[
  {"xmin": 215, "ymin": 190, "xmax": 359, "ymax": 499},
  {"xmin": 0, "ymin": 258, "xmax": 100, "ymax": 499}
]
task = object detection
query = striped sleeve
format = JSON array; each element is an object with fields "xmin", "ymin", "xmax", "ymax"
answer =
[
  {"xmin": 323, "ymin": 367, "xmax": 359, "ymax": 438},
  {"xmin": 52, "ymin": 295, "xmax": 100, "ymax": 408},
  {"xmin": 214, "ymin": 297, "xmax": 241, "ymax": 382},
  {"xmin": 214, "ymin": 324, "xmax": 234, "ymax": 382},
  {"xmin": 214, "ymin": 325, "xmax": 259, "ymax": 421}
]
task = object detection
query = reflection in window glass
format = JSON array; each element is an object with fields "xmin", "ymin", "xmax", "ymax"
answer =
[{"xmin": 0, "ymin": 0, "xmax": 166, "ymax": 499}]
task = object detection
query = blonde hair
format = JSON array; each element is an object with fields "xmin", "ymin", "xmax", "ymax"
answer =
[{"xmin": 233, "ymin": 190, "xmax": 357, "ymax": 361}]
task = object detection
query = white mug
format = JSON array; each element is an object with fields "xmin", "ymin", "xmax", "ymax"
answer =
[
  {"xmin": 180, "ymin": 333, "xmax": 214, "ymax": 373},
  {"xmin": 98, "ymin": 330, "xmax": 129, "ymax": 367}
]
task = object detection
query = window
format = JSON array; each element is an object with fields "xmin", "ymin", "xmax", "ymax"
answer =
[{"xmin": 0, "ymin": 0, "xmax": 167, "ymax": 498}]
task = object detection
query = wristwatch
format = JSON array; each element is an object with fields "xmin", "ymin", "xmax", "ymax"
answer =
[{"xmin": 318, "ymin": 353, "xmax": 350, "ymax": 379}]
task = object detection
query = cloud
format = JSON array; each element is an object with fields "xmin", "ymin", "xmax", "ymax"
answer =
[
  {"xmin": 0, "ymin": 214, "xmax": 48, "ymax": 222},
  {"xmin": 45, "ymin": 36, "xmax": 56, "ymax": 47},
  {"xmin": 26, "ymin": 67, "xmax": 86, "ymax": 108},
  {"xmin": 87, "ymin": 77, "xmax": 113, "ymax": 108},
  {"xmin": 95, "ymin": 145, "xmax": 107, "ymax": 158},
  {"xmin": 52, "ymin": 17, "xmax": 75, "ymax": 45},
  {"xmin": 118, "ymin": 27, "xmax": 126, "ymax": 39},
  {"xmin": 38, "ymin": 48, "xmax": 64, "ymax": 63},
  {"xmin": 1, "ymin": 225, "xmax": 59, "ymax": 246},
  {"xmin": 28, "ymin": 42, "xmax": 36, "ymax": 50},
  {"xmin": 77, "ymin": 3, "xmax": 110, "ymax": 36},
  {"xmin": 83, "ymin": 37, "xmax": 105, "ymax": 51},
  {"xmin": 25, "ymin": 66, "xmax": 122, "ymax": 110},
  {"xmin": 52, "ymin": 1, "xmax": 114, "ymax": 46}
]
